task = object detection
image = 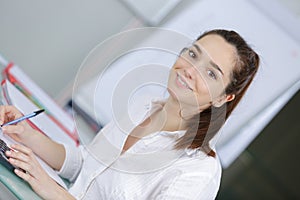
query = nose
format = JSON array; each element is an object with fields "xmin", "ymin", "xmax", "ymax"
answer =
[{"xmin": 184, "ymin": 65, "xmax": 197, "ymax": 80}]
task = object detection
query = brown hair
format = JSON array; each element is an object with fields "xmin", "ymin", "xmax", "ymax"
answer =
[{"xmin": 174, "ymin": 29, "xmax": 260, "ymax": 157}]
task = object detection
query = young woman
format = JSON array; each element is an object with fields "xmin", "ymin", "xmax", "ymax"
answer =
[{"xmin": 0, "ymin": 29, "xmax": 259, "ymax": 199}]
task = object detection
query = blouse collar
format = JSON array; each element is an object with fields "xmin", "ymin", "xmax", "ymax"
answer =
[{"xmin": 141, "ymin": 98, "xmax": 206, "ymax": 158}]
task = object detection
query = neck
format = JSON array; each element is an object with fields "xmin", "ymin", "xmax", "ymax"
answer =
[{"xmin": 154, "ymin": 96, "xmax": 189, "ymax": 132}]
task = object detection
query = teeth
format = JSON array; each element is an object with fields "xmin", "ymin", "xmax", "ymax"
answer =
[
  {"xmin": 177, "ymin": 74, "xmax": 192, "ymax": 90},
  {"xmin": 178, "ymin": 76, "xmax": 188, "ymax": 88}
]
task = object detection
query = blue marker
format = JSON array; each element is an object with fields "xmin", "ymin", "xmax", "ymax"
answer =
[{"xmin": 1, "ymin": 109, "xmax": 45, "ymax": 127}]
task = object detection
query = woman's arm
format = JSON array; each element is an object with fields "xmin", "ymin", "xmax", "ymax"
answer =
[
  {"xmin": 6, "ymin": 143, "xmax": 75, "ymax": 200},
  {"xmin": 15, "ymin": 128, "xmax": 66, "ymax": 171},
  {"xmin": 0, "ymin": 105, "xmax": 66, "ymax": 170}
]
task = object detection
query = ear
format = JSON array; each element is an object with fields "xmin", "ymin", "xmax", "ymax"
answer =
[{"xmin": 212, "ymin": 94, "xmax": 235, "ymax": 107}]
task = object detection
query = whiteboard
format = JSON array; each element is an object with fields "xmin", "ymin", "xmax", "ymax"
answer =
[
  {"xmin": 160, "ymin": 0, "xmax": 300, "ymax": 167},
  {"xmin": 73, "ymin": 0, "xmax": 300, "ymax": 167},
  {"xmin": 120, "ymin": 0, "xmax": 182, "ymax": 25}
]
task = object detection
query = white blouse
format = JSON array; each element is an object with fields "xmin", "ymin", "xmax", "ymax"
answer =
[{"xmin": 58, "ymin": 99, "xmax": 222, "ymax": 199}]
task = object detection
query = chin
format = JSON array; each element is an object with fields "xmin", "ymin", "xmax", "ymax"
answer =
[{"xmin": 167, "ymin": 87, "xmax": 181, "ymax": 103}]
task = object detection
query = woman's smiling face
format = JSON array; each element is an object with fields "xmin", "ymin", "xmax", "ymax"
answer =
[{"xmin": 167, "ymin": 34, "xmax": 237, "ymax": 116}]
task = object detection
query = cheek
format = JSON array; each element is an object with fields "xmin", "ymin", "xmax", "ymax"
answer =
[
  {"xmin": 195, "ymin": 75, "xmax": 225, "ymax": 101},
  {"xmin": 173, "ymin": 57, "xmax": 190, "ymax": 70},
  {"xmin": 195, "ymin": 83, "xmax": 212, "ymax": 104},
  {"xmin": 197, "ymin": 67, "xmax": 229, "ymax": 98}
]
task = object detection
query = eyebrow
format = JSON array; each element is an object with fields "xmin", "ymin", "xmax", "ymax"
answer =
[
  {"xmin": 210, "ymin": 61, "xmax": 224, "ymax": 76},
  {"xmin": 193, "ymin": 44, "xmax": 202, "ymax": 54},
  {"xmin": 193, "ymin": 44, "xmax": 224, "ymax": 76}
]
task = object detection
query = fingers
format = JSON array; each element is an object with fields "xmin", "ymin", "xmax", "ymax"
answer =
[
  {"xmin": 14, "ymin": 168, "xmax": 33, "ymax": 182},
  {"xmin": 1, "ymin": 125, "xmax": 25, "ymax": 143},
  {"xmin": 6, "ymin": 144, "xmax": 35, "ymax": 172},
  {"xmin": 6, "ymin": 144, "xmax": 40, "ymax": 180},
  {"xmin": 4, "ymin": 143, "xmax": 63, "ymax": 199},
  {"xmin": 9, "ymin": 143, "xmax": 33, "ymax": 156},
  {"xmin": 0, "ymin": 105, "xmax": 23, "ymax": 125},
  {"xmin": 2, "ymin": 124, "xmax": 25, "ymax": 135},
  {"xmin": 9, "ymin": 157, "xmax": 32, "ymax": 173},
  {"xmin": 6, "ymin": 147, "xmax": 30, "ymax": 163},
  {"xmin": 0, "ymin": 105, "xmax": 6, "ymax": 125}
]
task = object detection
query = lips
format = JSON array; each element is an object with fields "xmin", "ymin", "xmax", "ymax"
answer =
[{"xmin": 176, "ymin": 73, "xmax": 192, "ymax": 91}]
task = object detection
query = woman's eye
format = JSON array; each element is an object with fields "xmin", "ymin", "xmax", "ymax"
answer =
[
  {"xmin": 188, "ymin": 49, "xmax": 196, "ymax": 58},
  {"xmin": 207, "ymin": 70, "xmax": 217, "ymax": 80}
]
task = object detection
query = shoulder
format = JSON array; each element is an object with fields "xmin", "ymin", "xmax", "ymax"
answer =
[
  {"xmin": 173, "ymin": 150, "xmax": 222, "ymax": 179},
  {"xmin": 157, "ymin": 151, "xmax": 222, "ymax": 199}
]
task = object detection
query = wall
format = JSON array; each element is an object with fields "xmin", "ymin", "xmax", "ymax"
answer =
[{"xmin": 0, "ymin": 0, "xmax": 140, "ymax": 98}]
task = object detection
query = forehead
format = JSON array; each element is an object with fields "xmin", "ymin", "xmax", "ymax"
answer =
[{"xmin": 195, "ymin": 34, "xmax": 237, "ymax": 78}]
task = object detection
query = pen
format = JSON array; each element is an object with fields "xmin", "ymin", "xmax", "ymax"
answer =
[{"xmin": 0, "ymin": 109, "xmax": 45, "ymax": 127}]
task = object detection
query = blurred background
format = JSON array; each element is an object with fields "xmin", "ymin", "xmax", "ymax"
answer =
[{"xmin": 0, "ymin": 0, "xmax": 299, "ymax": 199}]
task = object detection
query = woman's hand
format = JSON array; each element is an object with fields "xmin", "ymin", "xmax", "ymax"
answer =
[
  {"xmin": 0, "ymin": 105, "xmax": 66, "ymax": 171},
  {"xmin": 6, "ymin": 144, "xmax": 74, "ymax": 200},
  {"xmin": 0, "ymin": 105, "xmax": 39, "ymax": 144}
]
